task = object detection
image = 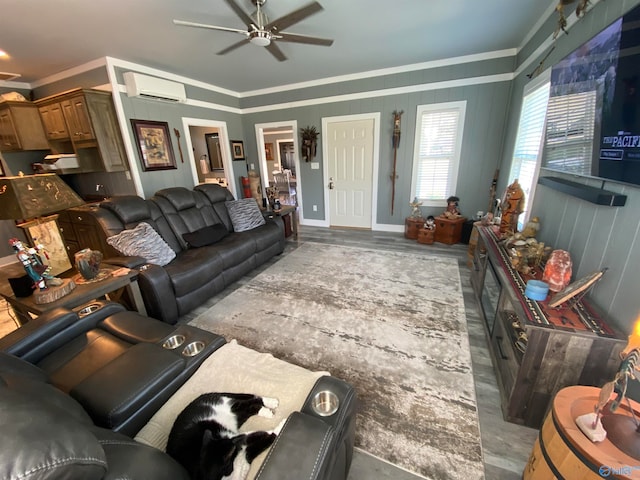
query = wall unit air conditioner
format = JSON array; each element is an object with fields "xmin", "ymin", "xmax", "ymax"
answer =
[{"xmin": 123, "ymin": 72, "xmax": 186, "ymax": 103}]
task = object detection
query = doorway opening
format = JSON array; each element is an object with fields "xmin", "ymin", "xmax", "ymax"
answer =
[
  {"xmin": 181, "ymin": 118, "xmax": 236, "ymax": 199},
  {"xmin": 255, "ymin": 120, "xmax": 302, "ymax": 213}
]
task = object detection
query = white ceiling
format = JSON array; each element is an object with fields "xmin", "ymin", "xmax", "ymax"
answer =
[{"xmin": 0, "ymin": 0, "xmax": 557, "ymax": 93}]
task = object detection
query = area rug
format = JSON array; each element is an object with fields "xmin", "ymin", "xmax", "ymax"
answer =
[{"xmin": 190, "ymin": 242, "xmax": 484, "ymax": 479}]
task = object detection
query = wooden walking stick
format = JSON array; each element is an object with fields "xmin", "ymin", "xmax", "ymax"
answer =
[{"xmin": 391, "ymin": 110, "xmax": 403, "ymax": 215}]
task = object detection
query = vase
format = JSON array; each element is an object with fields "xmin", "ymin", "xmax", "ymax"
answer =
[{"xmin": 75, "ymin": 248, "xmax": 103, "ymax": 280}]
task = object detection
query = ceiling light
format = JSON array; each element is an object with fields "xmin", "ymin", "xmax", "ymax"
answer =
[
  {"xmin": 250, "ymin": 31, "xmax": 271, "ymax": 47},
  {"xmin": 0, "ymin": 50, "xmax": 8, "ymax": 58}
]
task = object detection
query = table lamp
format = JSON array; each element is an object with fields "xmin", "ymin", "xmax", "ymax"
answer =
[{"xmin": 0, "ymin": 173, "xmax": 84, "ymax": 278}]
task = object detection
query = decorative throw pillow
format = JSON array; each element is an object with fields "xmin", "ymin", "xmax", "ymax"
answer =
[
  {"xmin": 107, "ymin": 222, "xmax": 176, "ymax": 266},
  {"xmin": 225, "ymin": 199, "xmax": 266, "ymax": 233},
  {"xmin": 182, "ymin": 224, "xmax": 229, "ymax": 248}
]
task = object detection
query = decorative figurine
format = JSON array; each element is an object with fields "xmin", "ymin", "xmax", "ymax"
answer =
[
  {"xmin": 443, "ymin": 196, "xmax": 461, "ymax": 219},
  {"xmin": 409, "ymin": 197, "xmax": 423, "ymax": 218},
  {"xmin": 9, "ymin": 238, "xmax": 49, "ymax": 291},
  {"xmin": 521, "ymin": 216, "xmax": 540, "ymax": 238},
  {"xmin": 499, "ymin": 179, "xmax": 525, "ymax": 237},
  {"xmin": 424, "ymin": 215, "xmax": 436, "ymax": 230}
]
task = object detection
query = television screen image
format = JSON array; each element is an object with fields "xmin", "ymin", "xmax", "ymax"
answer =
[{"xmin": 543, "ymin": 4, "xmax": 640, "ymax": 187}]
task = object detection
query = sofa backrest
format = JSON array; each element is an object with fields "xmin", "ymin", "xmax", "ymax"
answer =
[
  {"xmin": 98, "ymin": 195, "xmax": 183, "ymax": 253},
  {"xmin": 151, "ymin": 186, "xmax": 232, "ymax": 251},
  {"xmin": 193, "ymin": 183, "xmax": 235, "ymax": 231}
]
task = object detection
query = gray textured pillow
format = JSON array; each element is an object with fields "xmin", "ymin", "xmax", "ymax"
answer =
[
  {"xmin": 225, "ymin": 199, "xmax": 266, "ymax": 232},
  {"xmin": 107, "ymin": 222, "xmax": 176, "ymax": 266}
]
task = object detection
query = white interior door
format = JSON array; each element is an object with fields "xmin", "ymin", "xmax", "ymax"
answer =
[{"xmin": 326, "ymin": 118, "xmax": 374, "ymax": 228}]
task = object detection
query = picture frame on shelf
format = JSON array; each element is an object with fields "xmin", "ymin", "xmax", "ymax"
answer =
[
  {"xmin": 231, "ymin": 140, "xmax": 245, "ymax": 160},
  {"xmin": 131, "ymin": 119, "xmax": 177, "ymax": 171}
]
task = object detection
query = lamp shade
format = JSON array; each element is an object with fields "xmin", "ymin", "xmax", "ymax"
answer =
[{"xmin": 0, "ymin": 173, "xmax": 84, "ymax": 220}]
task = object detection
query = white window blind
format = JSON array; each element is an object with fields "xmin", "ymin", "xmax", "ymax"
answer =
[
  {"xmin": 508, "ymin": 78, "xmax": 551, "ymax": 228},
  {"xmin": 544, "ymin": 89, "xmax": 597, "ymax": 175},
  {"xmin": 412, "ymin": 102, "xmax": 466, "ymax": 205}
]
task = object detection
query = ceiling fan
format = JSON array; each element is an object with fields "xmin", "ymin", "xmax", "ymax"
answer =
[{"xmin": 173, "ymin": 0, "xmax": 334, "ymax": 61}]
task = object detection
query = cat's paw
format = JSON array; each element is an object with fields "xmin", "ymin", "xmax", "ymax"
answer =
[
  {"xmin": 272, "ymin": 418, "xmax": 287, "ymax": 435},
  {"xmin": 258, "ymin": 406, "xmax": 275, "ymax": 418},
  {"xmin": 262, "ymin": 397, "xmax": 279, "ymax": 409}
]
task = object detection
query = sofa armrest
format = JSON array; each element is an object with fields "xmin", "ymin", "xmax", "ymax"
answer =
[
  {"xmin": 103, "ymin": 255, "xmax": 147, "ymax": 269},
  {"xmin": 256, "ymin": 412, "xmax": 337, "ymax": 480},
  {"xmin": 136, "ymin": 265, "xmax": 180, "ymax": 324},
  {"xmin": 0, "ymin": 301, "xmax": 126, "ymax": 362}
]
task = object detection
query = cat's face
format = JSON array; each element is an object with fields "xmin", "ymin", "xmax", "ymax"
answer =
[{"xmin": 195, "ymin": 431, "xmax": 247, "ymax": 480}]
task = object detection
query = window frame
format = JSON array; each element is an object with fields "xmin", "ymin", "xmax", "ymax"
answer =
[
  {"xmin": 410, "ymin": 101, "xmax": 467, "ymax": 207},
  {"xmin": 507, "ymin": 69, "xmax": 551, "ymax": 229}
]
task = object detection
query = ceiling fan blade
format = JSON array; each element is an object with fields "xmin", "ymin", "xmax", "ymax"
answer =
[
  {"xmin": 173, "ymin": 19, "xmax": 249, "ymax": 35},
  {"xmin": 223, "ymin": 0, "xmax": 255, "ymax": 27},
  {"xmin": 265, "ymin": 42, "xmax": 287, "ymax": 62},
  {"xmin": 277, "ymin": 32, "xmax": 333, "ymax": 46},
  {"xmin": 265, "ymin": 1, "xmax": 323, "ymax": 31},
  {"xmin": 217, "ymin": 38, "xmax": 250, "ymax": 56}
]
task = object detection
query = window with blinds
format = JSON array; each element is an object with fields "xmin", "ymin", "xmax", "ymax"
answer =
[
  {"xmin": 508, "ymin": 78, "xmax": 551, "ymax": 227},
  {"xmin": 411, "ymin": 101, "xmax": 466, "ymax": 205},
  {"xmin": 543, "ymin": 88, "xmax": 597, "ymax": 175}
]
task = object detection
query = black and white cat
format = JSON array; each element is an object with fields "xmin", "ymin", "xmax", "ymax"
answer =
[{"xmin": 166, "ymin": 392, "xmax": 283, "ymax": 480}]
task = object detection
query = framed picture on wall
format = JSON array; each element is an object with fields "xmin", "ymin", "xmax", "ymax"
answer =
[
  {"xmin": 131, "ymin": 119, "xmax": 177, "ymax": 171},
  {"xmin": 231, "ymin": 140, "xmax": 245, "ymax": 160},
  {"xmin": 265, "ymin": 143, "xmax": 274, "ymax": 161}
]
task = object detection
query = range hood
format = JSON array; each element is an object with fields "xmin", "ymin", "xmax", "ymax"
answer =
[{"xmin": 39, "ymin": 154, "xmax": 80, "ymax": 173}]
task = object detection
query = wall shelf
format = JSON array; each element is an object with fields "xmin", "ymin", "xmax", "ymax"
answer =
[{"xmin": 538, "ymin": 176, "xmax": 627, "ymax": 206}]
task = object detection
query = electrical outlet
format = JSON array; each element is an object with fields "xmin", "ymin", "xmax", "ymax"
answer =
[
  {"xmin": 125, "ymin": 171, "xmax": 131, "ymax": 180},
  {"xmin": 313, "ymin": 205, "xmax": 318, "ymax": 212}
]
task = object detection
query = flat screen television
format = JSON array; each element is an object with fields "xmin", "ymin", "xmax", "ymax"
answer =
[{"xmin": 542, "ymin": 3, "xmax": 640, "ymax": 188}]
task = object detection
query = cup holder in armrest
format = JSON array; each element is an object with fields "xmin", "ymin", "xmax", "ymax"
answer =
[
  {"xmin": 311, "ymin": 390, "xmax": 339, "ymax": 417},
  {"xmin": 78, "ymin": 303, "xmax": 102, "ymax": 317},
  {"xmin": 182, "ymin": 341, "xmax": 205, "ymax": 357},
  {"xmin": 162, "ymin": 334, "xmax": 186, "ymax": 350}
]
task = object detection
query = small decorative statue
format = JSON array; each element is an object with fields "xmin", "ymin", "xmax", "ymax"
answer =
[
  {"xmin": 521, "ymin": 216, "xmax": 540, "ymax": 238},
  {"xmin": 9, "ymin": 238, "xmax": 49, "ymax": 291},
  {"xmin": 442, "ymin": 196, "xmax": 461, "ymax": 219},
  {"xmin": 409, "ymin": 197, "xmax": 423, "ymax": 218},
  {"xmin": 265, "ymin": 186, "xmax": 279, "ymax": 209},
  {"xmin": 500, "ymin": 179, "xmax": 525, "ymax": 237},
  {"xmin": 423, "ymin": 215, "xmax": 436, "ymax": 230}
]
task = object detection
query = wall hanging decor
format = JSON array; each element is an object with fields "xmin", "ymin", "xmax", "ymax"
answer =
[
  {"xmin": 131, "ymin": 120, "xmax": 177, "ymax": 171},
  {"xmin": 231, "ymin": 140, "xmax": 245, "ymax": 160},
  {"xmin": 300, "ymin": 126, "xmax": 318, "ymax": 162},
  {"xmin": 391, "ymin": 110, "xmax": 403, "ymax": 215}
]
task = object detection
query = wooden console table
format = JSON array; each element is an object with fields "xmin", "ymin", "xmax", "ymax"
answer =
[
  {"xmin": 0, "ymin": 265, "xmax": 146, "ymax": 326},
  {"xmin": 470, "ymin": 226, "xmax": 625, "ymax": 428}
]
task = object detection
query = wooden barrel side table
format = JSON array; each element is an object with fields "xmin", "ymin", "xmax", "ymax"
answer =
[
  {"xmin": 404, "ymin": 217, "xmax": 424, "ymax": 239},
  {"xmin": 524, "ymin": 386, "xmax": 640, "ymax": 480}
]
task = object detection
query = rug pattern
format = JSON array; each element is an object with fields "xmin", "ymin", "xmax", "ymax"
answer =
[{"xmin": 190, "ymin": 242, "xmax": 484, "ymax": 479}]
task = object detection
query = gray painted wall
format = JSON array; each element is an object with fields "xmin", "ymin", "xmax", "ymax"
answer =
[{"xmin": 501, "ymin": 0, "xmax": 640, "ymax": 333}]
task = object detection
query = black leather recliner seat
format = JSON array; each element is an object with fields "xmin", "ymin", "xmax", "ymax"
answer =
[
  {"xmin": 91, "ymin": 184, "xmax": 285, "ymax": 324},
  {"xmin": 0, "ymin": 303, "xmax": 358, "ymax": 480}
]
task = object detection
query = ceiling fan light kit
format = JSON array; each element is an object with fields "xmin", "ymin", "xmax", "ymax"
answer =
[{"xmin": 173, "ymin": 0, "xmax": 333, "ymax": 61}]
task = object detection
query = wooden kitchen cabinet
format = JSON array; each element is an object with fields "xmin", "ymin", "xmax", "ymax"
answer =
[
  {"xmin": 0, "ymin": 101, "xmax": 49, "ymax": 152},
  {"xmin": 36, "ymin": 89, "xmax": 127, "ymax": 172},
  {"xmin": 38, "ymin": 102, "xmax": 69, "ymax": 140},
  {"xmin": 58, "ymin": 204, "xmax": 116, "ymax": 261},
  {"xmin": 61, "ymin": 95, "xmax": 95, "ymax": 142}
]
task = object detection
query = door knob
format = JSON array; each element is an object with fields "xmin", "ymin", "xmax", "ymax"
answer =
[{"xmin": 329, "ymin": 177, "xmax": 334, "ymax": 190}]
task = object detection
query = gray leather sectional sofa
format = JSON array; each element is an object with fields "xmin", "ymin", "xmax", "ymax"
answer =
[{"xmin": 91, "ymin": 184, "xmax": 285, "ymax": 324}]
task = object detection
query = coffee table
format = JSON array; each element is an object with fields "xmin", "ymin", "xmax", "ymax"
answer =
[{"xmin": 0, "ymin": 265, "xmax": 147, "ymax": 326}]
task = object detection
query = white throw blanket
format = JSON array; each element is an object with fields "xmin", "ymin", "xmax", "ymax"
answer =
[{"xmin": 135, "ymin": 340, "xmax": 329, "ymax": 479}]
